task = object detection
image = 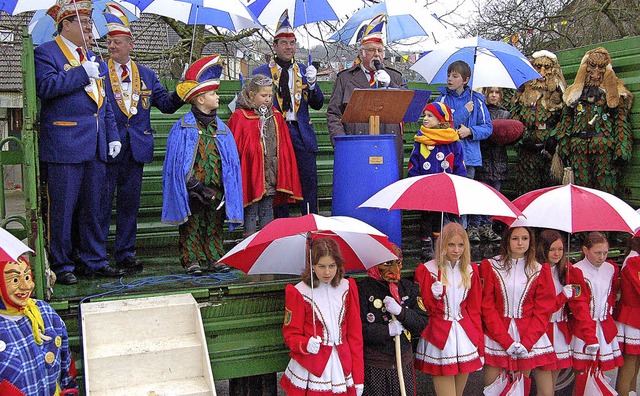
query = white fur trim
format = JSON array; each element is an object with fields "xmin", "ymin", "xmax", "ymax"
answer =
[{"xmin": 531, "ymin": 50, "xmax": 557, "ymax": 60}]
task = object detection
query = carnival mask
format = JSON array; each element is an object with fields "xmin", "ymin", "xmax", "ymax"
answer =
[
  {"xmin": 530, "ymin": 56, "xmax": 555, "ymax": 90},
  {"xmin": 585, "ymin": 52, "xmax": 609, "ymax": 87},
  {"xmin": 378, "ymin": 259, "xmax": 402, "ymax": 283},
  {"xmin": 1, "ymin": 258, "xmax": 34, "ymax": 311}
]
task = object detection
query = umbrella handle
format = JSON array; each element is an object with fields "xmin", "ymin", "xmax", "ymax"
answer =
[
  {"xmin": 391, "ymin": 314, "xmax": 407, "ymax": 396},
  {"xmin": 566, "ymin": 261, "xmax": 571, "ymax": 286},
  {"xmin": 437, "ymin": 267, "xmax": 446, "ymax": 297},
  {"xmin": 307, "ymin": 233, "xmax": 316, "ymax": 337}
]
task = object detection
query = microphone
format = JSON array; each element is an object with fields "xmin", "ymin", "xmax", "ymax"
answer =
[{"xmin": 373, "ymin": 60, "xmax": 383, "ymax": 71}]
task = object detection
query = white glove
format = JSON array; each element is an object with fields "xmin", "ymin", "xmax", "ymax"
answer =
[
  {"xmin": 388, "ymin": 319, "xmax": 405, "ymax": 337},
  {"xmin": 585, "ymin": 344, "xmax": 599, "ymax": 359},
  {"xmin": 108, "ymin": 141, "xmax": 122, "ymax": 158},
  {"xmin": 355, "ymin": 384, "xmax": 364, "ymax": 396},
  {"xmin": 374, "ymin": 69, "xmax": 391, "ymax": 87},
  {"xmin": 383, "ymin": 296, "xmax": 402, "ymax": 316},
  {"xmin": 305, "ymin": 64, "xmax": 317, "ymax": 85},
  {"xmin": 562, "ymin": 284, "xmax": 573, "ymax": 298},
  {"xmin": 507, "ymin": 342, "xmax": 526, "ymax": 357},
  {"xmin": 306, "ymin": 335, "xmax": 321, "ymax": 354},
  {"xmin": 431, "ymin": 281, "xmax": 444, "ymax": 299},
  {"xmin": 82, "ymin": 56, "xmax": 100, "ymax": 79}
]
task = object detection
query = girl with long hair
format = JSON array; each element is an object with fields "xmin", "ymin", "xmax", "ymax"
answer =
[
  {"xmin": 280, "ymin": 238, "xmax": 364, "ymax": 395},
  {"xmin": 414, "ymin": 222, "xmax": 483, "ymax": 396},
  {"xmin": 571, "ymin": 232, "xmax": 623, "ymax": 372},
  {"xmin": 615, "ymin": 236, "xmax": 640, "ymax": 395},
  {"xmin": 480, "ymin": 227, "xmax": 556, "ymax": 387},
  {"xmin": 532, "ymin": 230, "xmax": 596, "ymax": 395}
]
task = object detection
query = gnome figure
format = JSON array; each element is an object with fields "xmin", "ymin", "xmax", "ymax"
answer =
[
  {"xmin": 554, "ymin": 47, "xmax": 633, "ymax": 194},
  {"xmin": 511, "ymin": 50, "xmax": 566, "ymax": 195}
]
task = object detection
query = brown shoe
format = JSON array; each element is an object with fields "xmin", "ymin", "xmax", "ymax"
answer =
[{"xmin": 186, "ymin": 262, "xmax": 203, "ymax": 276}]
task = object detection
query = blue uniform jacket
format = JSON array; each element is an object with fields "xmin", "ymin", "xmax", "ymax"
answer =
[
  {"xmin": 161, "ymin": 112, "xmax": 243, "ymax": 230},
  {"xmin": 105, "ymin": 62, "xmax": 184, "ymax": 164},
  {"xmin": 35, "ymin": 40, "xmax": 118, "ymax": 163},
  {"xmin": 253, "ymin": 62, "xmax": 324, "ymax": 152},
  {"xmin": 435, "ymin": 87, "xmax": 493, "ymax": 166},
  {"xmin": 407, "ymin": 138, "xmax": 467, "ymax": 177}
]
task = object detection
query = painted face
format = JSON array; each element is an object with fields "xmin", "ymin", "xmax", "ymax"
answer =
[
  {"xmin": 422, "ymin": 110, "xmax": 440, "ymax": 128},
  {"xmin": 445, "ymin": 234, "xmax": 465, "ymax": 263},
  {"xmin": 2, "ymin": 259, "xmax": 34, "ymax": 310},
  {"xmin": 273, "ymin": 37, "xmax": 296, "ymax": 62},
  {"xmin": 107, "ymin": 36, "xmax": 133, "ymax": 64},
  {"xmin": 250, "ymin": 85, "xmax": 274, "ymax": 109},
  {"xmin": 447, "ymin": 71, "xmax": 468, "ymax": 93},
  {"xmin": 585, "ymin": 52, "xmax": 609, "ymax": 87},
  {"xmin": 486, "ymin": 87, "xmax": 502, "ymax": 105},
  {"xmin": 360, "ymin": 43, "xmax": 385, "ymax": 72},
  {"xmin": 583, "ymin": 242, "xmax": 609, "ymax": 267},
  {"xmin": 378, "ymin": 258, "xmax": 402, "ymax": 283},
  {"xmin": 313, "ymin": 255, "xmax": 337, "ymax": 284},
  {"xmin": 547, "ymin": 239, "xmax": 564, "ymax": 266},
  {"xmin": 509, "ymin": 227, "xmax": 530, "ymax": 259}
]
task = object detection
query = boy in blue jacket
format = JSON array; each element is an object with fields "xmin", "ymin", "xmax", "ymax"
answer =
[{"xmin": 435, "ymin": 60, "xmax": 492, "ymax": 241}]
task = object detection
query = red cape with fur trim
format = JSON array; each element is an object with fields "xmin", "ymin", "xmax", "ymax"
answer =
[{"xmin": 228, "ymin": 107, "xmax": 302, "ymax": 206}]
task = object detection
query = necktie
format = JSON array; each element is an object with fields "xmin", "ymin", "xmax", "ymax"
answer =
[
  {"xmin": 121, "ymin": 64, "xmax": 130, "ymax": 83},
  {"xmin": 368, "ymin": 70, "xmax": 376, "ymax": 87},
  {"xmin": 76, "ymin": 47, "xmax": 85, "ymax": 62}
]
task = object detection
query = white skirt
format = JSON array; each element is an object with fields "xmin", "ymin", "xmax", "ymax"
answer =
[
  {"xmin": 616, "ymin": 321, "xmax": 640, "ymax": 355},
  {"xmin": 415, "ymin": 320, "xmax": 482, "ymax": 375},
  {"xmin": 542, "ymin": 321, "xmax": 572, "ymax": 370},
  {"xmin": 281, "ymin": 346, "xmax": 355, "ymax": 395},
  {"xmin": 571, "ymin": 320, "xmax": 623, "ymax": 371},
  {"xmin": 484, "ymin": 318, "xmax": 555, "ymax": 371}
]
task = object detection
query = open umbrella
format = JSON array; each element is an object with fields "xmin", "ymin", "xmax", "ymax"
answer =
[
  {"xmin": 219, "ymin": 214, "xmax": 397, "ymax": 275},
  {"xmin": 0, "ymin": 227, "xmax": 33, "ymax": 262},
  {"xmin": 409, "ymin": 36, "xmax": 541, "ymax": 89},
  {"xmin": 359, "ymin": 173, "xmax": 523, "ymax": 219},
  {"xmin": 28, "ymin": 0, "xmax": 138, "ymax": 45},
  {"xmin": 498, "ymin": 184, "xmax": 640, "ymax": 234},
  {"xmin": 329, "ymin": 0, "xmax": 448, "ymax": 44},
  {"xmin": 1, "ymin": 0, "xmax": 53, "ymax": 14},
  {"xmin": 247, "ymin": 0, "xmax": 362, "ymax": 27}
]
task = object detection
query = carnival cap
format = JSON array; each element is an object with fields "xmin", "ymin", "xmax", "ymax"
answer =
[
  {"xmin": 46, "ymin": 0, "xmax": 93, "ymax": 25},
  {"xmin": 360, "ymin": 13, "xmax": 386, "ymax": 46},
  {"xmin": 274, "ymin": 9, "xmax": 295, "ymax": 41},
  {"xmin": 104, "ymin": 3, "xmax": 133, "ymax": 39},
  {"xmin": 177, "ymin": 55, "xmax": 223, "ymax": 103},
  {"xmin": 423, "ymin": 102, "xmax": 454, "ymax": 127}
]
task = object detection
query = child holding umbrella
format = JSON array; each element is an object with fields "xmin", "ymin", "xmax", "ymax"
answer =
[
  {"xmin": 414, "ymin": 222, "xmax": 483, "ymax": 396},
  {"xmin": 571, "ymin": 232, "xmax": 623, "ymax": 372},
  {"xmin": 358, "ymin": 244, "xmax": 429, "ymax": 396},
  {"xmin": 480, "ymin": 227, "xmax": 556, "ymax": 388},
  {"xmin": 532, "ymin": 230, "xmax": 596, "ymax": 395},
  {"xmin": 280, "ymin": 238, "xmax": 364, "ymax": 395},
  {"xmin": 615, "ymin": 236, "xmax": 640, "ymax": 395}
]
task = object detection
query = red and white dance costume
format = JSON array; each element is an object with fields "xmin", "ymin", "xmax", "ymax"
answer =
[
  {"xmin": 571, "ymin": 258, "xmax": 623, "ymax": 371},
  {"xmin": 541, "ymin": 264, "xmax": 597, "ymax": 370},
  {"xmin": 615, "ymin": 251, "xmax": 640, "ymax": 355},
  {"xmin": 280, "ymin": 278, "xmax": 364, "ymax": 395},
  {"xmin": 414, "ymin": 260, "xmax": 483, "ymax": 375},
  {"xmin": 479, "ymin": 257, "xmax": 556, "ymax": 370}
]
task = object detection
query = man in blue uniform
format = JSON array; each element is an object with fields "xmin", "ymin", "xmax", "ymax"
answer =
[
  {"xmin": 35, "ymin": 0, "xmax": 124, "ymax": 285},
  {"xmin": 253, "ymin": 9, "xmax": 324, "ymax": 217},
  {"xmin": 102, "ymin": 5, "xmax": 184, "ymax": 271}
]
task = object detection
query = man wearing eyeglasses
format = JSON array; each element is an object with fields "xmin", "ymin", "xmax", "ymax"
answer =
[
  {"xmin": 327, "ymin": 14, "xmax": 407, "ymax": 172},
  {"xmin": 253, "ymin": 10, "xmax": 324, "ymax": 217},
  {"xmin": 34, "ymin": 0, "xmax": 123, "ymax": 285}
]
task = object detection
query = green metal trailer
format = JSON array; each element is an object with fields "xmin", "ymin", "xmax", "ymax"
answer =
[{"xmin": 4, "ymin": 30, "xmax": 640, "ymax": 389}]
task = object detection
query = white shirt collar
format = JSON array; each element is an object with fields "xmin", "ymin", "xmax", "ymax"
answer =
[{"xmin": 60, "ymin": 34, "xmax": 83, "ymax": 61}]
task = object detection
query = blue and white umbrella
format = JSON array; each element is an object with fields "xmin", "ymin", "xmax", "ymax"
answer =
[
  {"xmin": 410, "ymin": 37, "xmax": 542, "ymax": 89},
  {"xmin": 121, "ymin": 0, "xmax": 261, "ymax": 31},
  {"xmin": 329, "ymin": 0, "xmax": 448, "ymax": 44},
  {"xmin": 247, "ymin": 0, "xmax": 364, "ymax": 28},
  {"xmin": 29, "ymin": 0, "xmax": 139, "ymax": 45},
  {"xmin": 1, "ymin": 0, "xmax": 53, "ymax": 15}
]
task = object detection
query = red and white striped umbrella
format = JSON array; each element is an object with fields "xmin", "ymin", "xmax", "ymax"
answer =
[
  {"xmin": 503, "ymin": 184, "xmax": 640, "ymax": 234},
  {"xmin": 358, "ymin": 173, "xmax": 523, "ymax": 219},
  {"xmin": 0, "ymin": 227, "xmax": 33, "ymax": 262},
  {"xmin": 219, "ymin": 214, "xmax": 397, "ymax": 275}
]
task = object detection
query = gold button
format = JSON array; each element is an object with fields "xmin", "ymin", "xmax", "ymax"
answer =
[
  {"xmin": 55, "ymin": 336, "xmax": 62, "ymax": 348},
  {"xmin": 45, "ymin": 351, "xmax": 55, "ymax": 364}
]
